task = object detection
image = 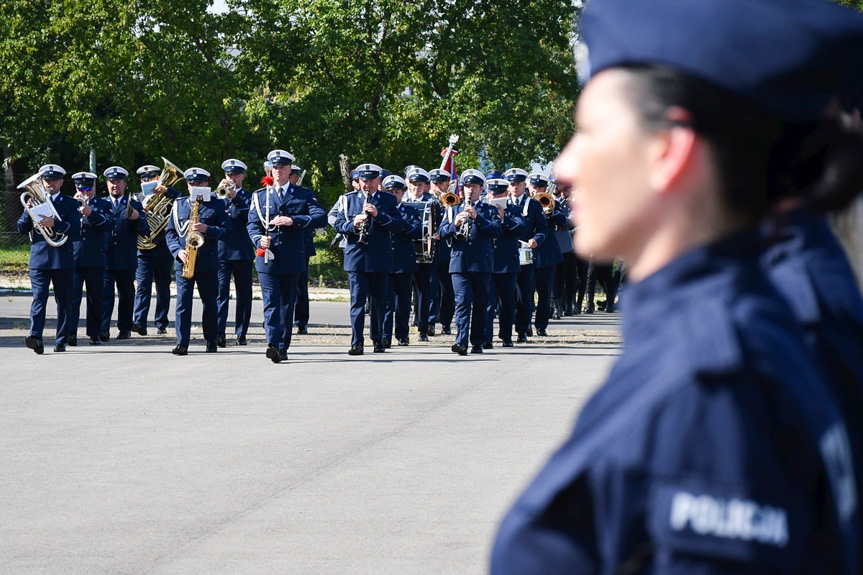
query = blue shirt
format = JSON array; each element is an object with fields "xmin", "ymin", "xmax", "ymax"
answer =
[{"xmin": 492, "ymin": 230, "xmax": 859, "ymax": 574}]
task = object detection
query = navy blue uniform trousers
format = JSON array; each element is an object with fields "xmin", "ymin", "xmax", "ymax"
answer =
[
  {"xmin": 348, "ymin": 271, "xmax": 389, "ymax": 346},
  {"xmin": 217, "ymin": 258, "xmax": 253, "ymax": 339},
  {"xmin": 70, "ymin": 267, "xmax": 104, "ymax": 338},
  {"xmin": 134, "ymin": 255, "xmax": 173, "ymax": 330},
  {"xmin": 452, "ymin": 271, "xmax": 491, "ymax": 349},
  {"xmin": 486, "ymin": 272, "xmax": 518, "ymax": 343},
  {"xmin": 515, "ymin": 264, "xmax": 536, "ymax": 335},
  {"xmin": 30, "ymin": 268, "xmax": 72, "ymax": 344},
  {"xmin": 174, "ymin": 270, "xmax": 219, "ymax": 347},
  {"xmin": 258, "ymin": 271, "xmax": 299, "ymax": 350},
  {"xmin": 102, "ymin": 269, "xmax": 136, "ymax": 333}
]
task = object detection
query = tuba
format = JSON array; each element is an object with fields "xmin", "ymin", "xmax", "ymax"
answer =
[
  {"xmin": 534, "ymin": 191, "xmax": 556, "ymax": 215},
  {"xmin": 18, "ymin": 174, "xmax": 69, "ymax": 247},
  {"xmin": 138, "ymin": 157, "xmax": 185, "ymax": 250}
]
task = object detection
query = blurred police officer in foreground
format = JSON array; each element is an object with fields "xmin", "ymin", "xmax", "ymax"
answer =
[
  {"xmin": 507, "ymin": 167, "xmax": 547, "ymax": 342},
  {"xmin": 483, "ymin": 177, "xmax": 526, "ymax": 348},
  {"xmin": 18, "ymin": 164, "xmax": 80, "ymax": 354},
  {"xmin": 101, "ymin": 166, "xmax": 148, "ymax": 342},
  {"xmin": 248, "ymin": 150, "xmax": 326, "ymax": 363},
  {"xmin": 165, "ymin": 168, "xmax": 230, "ymax": 355},
  {"xmin": 215, "ymin": 159, "xmax": 255, "ymax": 347},
  {"xmin": 133, "ymin": 164, "xmax": 181, "ymax": 336},
  {"xmin": 491, "ymin": 0, "xmax": 863, "ymax": 571},
  {"xmin": 331, "ymin": 163, "xmax": 403, "ymax": 355},
  {"xmin": 438, "ymin": 169, "xmax": 501, "ymax": 355},
  {"xmin": 68, "ymin": 171, "xmax": 113, "ymax": 346}
]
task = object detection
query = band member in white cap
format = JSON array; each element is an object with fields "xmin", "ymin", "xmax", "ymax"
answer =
[
  {"xmin": 215, "ymin": 158, "xmax": 255, "ymax": 347},
  {"xmin": 165, "ymin": 168, "xmax": 230, "ymax": 355},
  {"xmin": 18, "ymin": 164, "xmax": 80, "ymax": 354},
  {"xmin": 247, "ymin": 149, "xmax": 326, "ymax": 363}
]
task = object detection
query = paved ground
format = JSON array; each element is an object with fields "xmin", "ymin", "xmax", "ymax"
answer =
[{"xmin": 0, "ymin": 293, "xmax": 621, "ymax": 574}]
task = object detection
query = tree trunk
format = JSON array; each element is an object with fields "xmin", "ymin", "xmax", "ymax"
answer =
[
  {"xmin": 830, "ymin": 196, "xmax": 863, "ymax": 290},
  {"xmin": 339, "ymin": 153, "xmax": 351, "ymax": 191}
]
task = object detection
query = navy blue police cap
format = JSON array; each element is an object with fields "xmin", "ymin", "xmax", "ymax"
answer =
[
  {"xmin": 267, "ymin": 149, "xmax": 294, "ymax": 167},
  {"xmin": 381, "ymin": 169, "xmax": 393, "ymax": 180},
  {"xmin": 183, "ymin": 167, "xmax": 210, "ymax": 183},
  {"xmin": 487, "ymin": 178, "xmax": 510, "ymax": 195},
  {"xmin": 350, "ymin": 169, "xmax": 359, "ymax": 181},
  {"xmin": 461, "ymin": 169, "xmax": 486, "ymax": 186},
  {"xmin": 136, "ymin": 165, "xmax": 160, "ymax": 179},
  {"xmin": 290, "ymin": 165, "xmax": 302, "ymax": 176},
  {"xmin": 383, "ymin": 175, "xmax": 407, "ymax": 191},
  {"xmin": 103, "ymin": 166, "xmax": 129, "ymax": 181},
  {"xmin": 504, "ymin": 168, "xmax": 528, "ymax": 183},
  {"xmin": 404, "ymin": 164, "xmax": 421, "ymax": 177},
  {"xmin": 221, "ymin": 159, "xmax": 247, "ymax": 175},
  {"xmin": 407, "ymin": 167, "xmax": 431, "ymax": 184},
  {"xmin": 529, "ymin": 173, "xmax": 550, "ymax": 188},
  {"xmin": 485, "ymin": 170, "xmax": 503, "ymax": 181},
  {"xmin": 71, "ymin": 171, "xmax": 97, "ymax": 185},
  {"xmin": 429, "ymin": 169, "xmax": 451, "ymax": 183},
  {"xmin": 39, "ymin": 164, "xmax": 66, "ymax": 180},
  {"xmin": 355, "ymin": 163, "xmax": 383, "ymax": 180},
  {"xmin": 580, "ymin": 0, "xmax": 863, "ymax": 122}
]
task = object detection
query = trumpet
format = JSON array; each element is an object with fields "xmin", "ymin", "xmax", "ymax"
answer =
[
  {"xmin": 215, "ymin": 179, "xmax": 236, "ymax": 199},
  {"xmin": 138, "ymin": 157, "xmax": 185, "ymax": 250},
  {"xmin": 18, "ymin": 174, "xmax": 69, "ymax": 247},
  {"xmin": 534, "ymin": 191, "xmax": 556, "ymax": 215},
  {"xmin": 454, "ymin": 196, "xmax": 472, "ymax": 240}
]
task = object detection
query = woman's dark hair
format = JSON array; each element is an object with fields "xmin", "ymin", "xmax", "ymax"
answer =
[{"xmin": 618, "ymin": 65, "xmax": 863, "ymax": 220}]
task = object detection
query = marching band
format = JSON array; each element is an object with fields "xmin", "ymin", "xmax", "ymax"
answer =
[{"xmin": 16, "ymin": 145, "xmax": 619, "ymax": 360}]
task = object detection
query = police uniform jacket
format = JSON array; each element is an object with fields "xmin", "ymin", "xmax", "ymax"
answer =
[
  {"xmin": 166, "ymin": 197, "xmax": 230, "ymax": 274},
  {"xmin": 532, "ymin": 203, "xmax": 569, "ymax": 269},
  {"xmin": 218, "ymin": 188, "xmax": 255, "ymax": 261},
  {"xmin": 490, "ymin": 200, "xmax": 528, "ymax": 274},
  {"xmin": 17, "ymin": 193, "xmax": 81, "ymax": 270},
  {"xmin": 392, "ymin": 203, "xmax": 422, "ymax": 274},
  {"xmin": 492, "ymin": 230, "xmax": 858, "ymax": 575},
  {"xmin": 438, "ymin": 203, "xmax": 502, "ymax": 274},
  {"xmin": 138, "ymin": 187, "xmax": 182, "ymax": 259},
  {"xmin": 512, "ymin": 193, "xmax": 548, "ymax": 250},
  {"xmin": 73, "ymin": 197, "xmax": 113, "ymax": 268},
  {"xmin": 247, "ymin": 183, "xmax": 326, "ymax": 275},
  {"xmin": 105, "ymin": 196, "xmax": 148, "ymax": 271},
  {"xmin": 332, "ymin": 190, "xmax": 403, "ymax": 273}
]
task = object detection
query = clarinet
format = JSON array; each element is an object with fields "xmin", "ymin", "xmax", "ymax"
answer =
[{"xmin": 356, "ymin": 190, "xmax": 372, "ymax": 245}]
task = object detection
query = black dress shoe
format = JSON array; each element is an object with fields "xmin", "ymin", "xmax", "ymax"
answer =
[
  {"xmin": 427, "ymin": 326, "xmax": 435, "ymax": 337},
  {"xmin": 373, "ymin": 341, "xmax": 385, "ymax": 353},
  {"xmin": 25, "ymin": 336, "xmax": 44, "ymax": 355},
  {"xmin": 418, "ymin": 332, "xmax": 429, "ymax": 342},
  {"xmin": 585, "ymin": 303, "xmax": 595, "ymax": 314},
  {"xmin": 573, "ymin": 306, "xmax": 582, "ymax": 315},
  {"xmin": 134, "ymin": 323, "xmax": 148, "ymax": 336},
  {"xmin": 526, "ymin": 326, "xmax": 533, "ymax": 337},
  {"xmin": 502, "ymin": 340, "xmax": 514, "ymax": 347},
  {"xmin": 67, "ymin": 335, "xmax": 77, "ymax": 347},
  {"xmin": 451, "ymin": 343, "xmax": 468, "ymax": 356},
  {"xmin": 440, "ymin": 326, "xmax": 451, "ymax": 335},
  {"xmin": 537, "ymin": 328, "xmax": 547, "ymax": 336},
  {"xmin": 236, "ymin": 337, "xmax": 247, "ymax": 346},
  {"xmin": 89, "ymin": 337, "xmax": 100, "ymax": 346},
  {"xmin": 382, "ymin": 339, "xmax": 391, "ymax": 349},
  {"xmin": 516, "ymin": 334, "xmax": 528, "ymax": 343},
  {"xmin": 397, "ymin": 338, "xmax": 410, "ymax": 346},
  {"xmin": 206, "ymin": 341, "xmax": 218, "ymax": 352},
  {"xmin": 117, "ymin": 331, "xmax": 131, "ymax": 340},
  {"xmin": 471, "ymin": 345, "xmax": 483, "ymax": 354},
  {"xmin": 348, "ymin": 344, "xmax": 364, "ymax": 356},
  {"xmin": 296, "ymin": 325, "xmax": 308, "ymax": 335},
  {"xmin": 54, "ymin": 344, "xmax": 66, "ymax": 352},
  {"xmin": 172, "ymin": 345, "xmax": 188, "ymax": 356},
  {"xmin": 216, "ymin": 335, "xmax": 227, "ymax": 348},
  {"xmin": 157, "ymin": 326, "xmax": 168, "ymax": 335},
  {"xmin": 266, "ymin": 344, "xmax": 281, "ymax": 363},
  {"xmin": 606, "ymin": 303, "xmax": 616, "ymax": 313},
  {"xmin": 278, "ymin": 349, "xmax": 288, "ymax": 361},
  {"xmin": 99, "ymin": 331, "xmax": 110, "ymax": 342},
  {"xmin": 483, "ymin": 340, "xmax": 493, "ymax": 350}
]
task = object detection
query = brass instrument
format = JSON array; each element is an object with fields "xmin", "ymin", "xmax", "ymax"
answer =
[
  {"xmin": 454, "ymin": 196, "xmax": 472, "ymax": 240},
  {"xmin": 440, "ymin": 191, "xmax": 461, "ymax": 207},
  {"xmin": 356, "ymin": 190, "xmax": 372, "ymax": 245},
  {"xmin": 215, "ymin": 179, "xmax": 236, "ymax": 200},
  {"xmin": 181, "ymin": 198, "xmax": 205, "ymax": 279},
  {"xmin": 18, "ymin": 174, "xmax": 69, "ymax": 247},
  {"xmin": 534, "ymin": 191, "xmax": 556, "ymax": 215},
  {"xmin": 138, "ymin": 157, "xmax": 185, "ymax": 250}
]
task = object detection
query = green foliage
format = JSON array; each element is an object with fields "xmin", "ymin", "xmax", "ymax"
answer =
[{"xmin": 0, "ymin": 0, "xmax": 578, "ymax": 192}]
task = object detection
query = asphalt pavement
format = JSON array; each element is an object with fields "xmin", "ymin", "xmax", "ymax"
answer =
[{"xmin": 0, "ymin": 293, "xmax": 621, "ymax": 574}]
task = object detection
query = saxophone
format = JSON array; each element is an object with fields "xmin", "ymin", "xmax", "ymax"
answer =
[{"xmin": 181, "ymin": 198, "xmax": 205, "ymax": 279}]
